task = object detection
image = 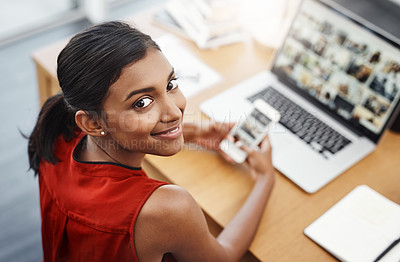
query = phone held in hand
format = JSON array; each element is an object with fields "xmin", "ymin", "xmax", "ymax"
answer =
[{"xmin": 220, "ymin": 99, "xmax": 281, "ymax": 163}]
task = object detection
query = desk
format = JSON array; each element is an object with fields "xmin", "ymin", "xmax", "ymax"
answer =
[{"xmin": 32, "ymin": 6, "xmax": 400, "ymax": 262}]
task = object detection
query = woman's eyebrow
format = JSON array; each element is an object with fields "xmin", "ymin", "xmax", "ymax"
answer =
[
  {"xmin": 124, "ymin": 87, "xmax": 155, "ymax": 102},
  {"xmin": 168, "ymin": 68, "xmax": 175, "ymax": 81},
  {"xmin": 124, "ymin": 68, "xmax": 175, "ymax": 102}
]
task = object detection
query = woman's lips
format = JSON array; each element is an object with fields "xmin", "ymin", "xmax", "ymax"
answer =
[{"xmin": 151, "ymin": 125, "xmax": 182, "ymax": 140}]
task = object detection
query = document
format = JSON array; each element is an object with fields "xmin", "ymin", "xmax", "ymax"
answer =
[
  {"xmin": 304, "ymin": 185, "xmax": 400, "ymax": 262},
  {"xmin": 155, "ymin": 34, "xmax": 222, "ymax": 98}
]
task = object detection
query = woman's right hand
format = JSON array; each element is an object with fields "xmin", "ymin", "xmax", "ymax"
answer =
[{"xmin": 241, "ymin": 136, "xmax": 275, "ymax": 181}]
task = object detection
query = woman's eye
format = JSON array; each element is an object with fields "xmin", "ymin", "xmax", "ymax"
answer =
[
  {"xmin": 167, "ymin": 78, "xmax": 179, "ymax": 91},
  {"xmin": 133, "ymin": 97, "xmax": 153, "ymax": 109}
]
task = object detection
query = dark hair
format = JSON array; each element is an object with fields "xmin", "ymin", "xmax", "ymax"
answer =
[{"xmin": 28, "ymin": 21, "xmax": 160, "ymax": 175}]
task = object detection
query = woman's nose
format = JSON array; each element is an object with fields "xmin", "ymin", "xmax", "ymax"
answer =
[{"xmin": 160, "ymin": 98, "xmax": 183, "ymax": 123}]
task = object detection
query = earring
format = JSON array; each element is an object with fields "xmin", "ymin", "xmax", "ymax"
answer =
[{"xmin": 100, "ymin": 131, "xmax": 105, "ymax": 136}]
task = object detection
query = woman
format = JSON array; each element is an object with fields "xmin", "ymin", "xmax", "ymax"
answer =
[{"xmin": 28, "ymin": 21, "xmax": 275, "ymax": 262}]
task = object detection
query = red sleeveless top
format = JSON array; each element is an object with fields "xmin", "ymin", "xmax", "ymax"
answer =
[{"xmin": 39, "ymin": 133, "xmax": 176, "ymax": 261}]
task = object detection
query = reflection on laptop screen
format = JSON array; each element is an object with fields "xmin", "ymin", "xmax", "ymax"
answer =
[{"xmin": 273, "ymin": 0, "xmax": 400, "ymax": 135}]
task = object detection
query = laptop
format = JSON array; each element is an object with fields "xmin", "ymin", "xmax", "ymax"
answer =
[{"xmin": 200, "ymin": 0, "xmax": 400, "ymax": 193}]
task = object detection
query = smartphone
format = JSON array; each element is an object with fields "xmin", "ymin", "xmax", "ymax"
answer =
[{"xmin": 219, "ymin": 99, "xmax": 281, "ymax": 163}]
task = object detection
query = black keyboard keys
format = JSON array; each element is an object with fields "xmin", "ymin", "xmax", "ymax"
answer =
[{"xmin": 247, "ymin": 87, "xmax": 352, "ymax": 156}]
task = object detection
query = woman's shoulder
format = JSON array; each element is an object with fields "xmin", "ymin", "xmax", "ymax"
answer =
[
  {"xmin": 135, "ymin": 185, "xmax": 202, "ymax": 237},
  {"xmin": 139, "ymin": 184, "xmax": 197, "ymax": 220},
  {"xmin": 134, "ymin": 184, "xmax": 207, "ymax": 259}
]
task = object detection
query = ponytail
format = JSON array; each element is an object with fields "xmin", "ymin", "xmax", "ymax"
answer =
[{"xmin": 28, "ymin": 93, "xmax": 77, "ymax": 175}]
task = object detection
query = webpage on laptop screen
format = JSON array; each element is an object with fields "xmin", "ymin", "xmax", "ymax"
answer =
[{"xmin": 273, "ymin": 0, "xmax": 400, "ymax": 136}]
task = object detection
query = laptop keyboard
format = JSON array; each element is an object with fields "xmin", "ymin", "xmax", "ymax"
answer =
[{"xmin": 247, "ymin": 87, "xmax": 352, "ymax": 157}]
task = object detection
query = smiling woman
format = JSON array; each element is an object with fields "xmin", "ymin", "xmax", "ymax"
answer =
[
  {"xmin": 76, "ymin": 48, "xmax": 186, "ymax": 166},
  {"xmin": 27, "ymin": 21, "xmax": 275, "ymax": 262}
]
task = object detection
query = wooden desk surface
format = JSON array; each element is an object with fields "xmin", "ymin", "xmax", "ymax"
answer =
[
  {"xmin": 146, "ymin": 131, "xmax": 400, "ymax": 261},
  {"xmin": 32, "ymin": 6, "xmax": 400, "ymax": 261}
]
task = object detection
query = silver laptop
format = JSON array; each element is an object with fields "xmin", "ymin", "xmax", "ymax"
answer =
[{"xmin": 200, "ymin": 0, "xmax": 400, "ymax": 193}]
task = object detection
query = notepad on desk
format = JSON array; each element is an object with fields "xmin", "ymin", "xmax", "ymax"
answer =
[{"xmin": 304, "ymin": 185, "xmax": 400, "ymax": 262}]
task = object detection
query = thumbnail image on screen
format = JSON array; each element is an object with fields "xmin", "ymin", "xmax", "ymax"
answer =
[
  {"xmin": 235, "ymin": 109, "xmax": 271, "ymax": 146},
  {"xmin": 274, "ymin": 0, "xmax": 400, "ymax": 135}
]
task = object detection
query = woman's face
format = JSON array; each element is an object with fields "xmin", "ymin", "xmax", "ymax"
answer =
[{"xmin": 101, "ymin": 48, "xmax": 186, "ymax": 157}]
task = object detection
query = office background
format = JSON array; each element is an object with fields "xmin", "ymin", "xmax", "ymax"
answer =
[{"xmin": 0, "ymin": 0, "xmax": 399, "ymax": 261}]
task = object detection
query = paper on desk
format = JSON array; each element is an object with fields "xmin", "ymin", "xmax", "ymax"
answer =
[
  {"xmin": 304, "ymin": 185, "xmax": 400, "ymax": 262},
  {"xmin": 155, "ymin": 34, "xmax": 222, "ymax": 98}
]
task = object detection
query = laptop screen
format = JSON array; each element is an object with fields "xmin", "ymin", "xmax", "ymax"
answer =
[{"xmin": 271, "ymin": 0, "xmax": 400, "ymax": 142}]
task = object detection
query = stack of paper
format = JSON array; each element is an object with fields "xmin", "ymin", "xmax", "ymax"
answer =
[
  {"xmin": 155, "ymin": 34, "xmax": 222, "ymax": 98},
  {"xmin": 156, "ymin": 0, "xmax": 247, "ymax": 49}
]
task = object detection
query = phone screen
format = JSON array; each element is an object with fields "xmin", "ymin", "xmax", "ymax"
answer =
[{"xmin": 234, "ymin": 108, "xmax": 272, "ymax": 147}]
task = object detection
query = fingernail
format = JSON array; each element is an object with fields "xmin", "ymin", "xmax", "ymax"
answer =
[{"xmin": 235, "ymin": 141, "xmax": 244, "ymax": 147}]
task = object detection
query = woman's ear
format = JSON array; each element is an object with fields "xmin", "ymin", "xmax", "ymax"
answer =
[{"xmin": 75, "ymin": 110, "xmax": 106, "ymax": 137}]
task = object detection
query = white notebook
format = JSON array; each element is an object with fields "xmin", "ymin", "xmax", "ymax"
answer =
[{"xmin": 304, "ymin": 185, "xmax": 400, "ymax": 262}]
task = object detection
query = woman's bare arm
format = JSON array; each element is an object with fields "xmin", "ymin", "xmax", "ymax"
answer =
[{"xmin": 135, "ymin": 137, "xmax": 275, "ymax": 262}]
